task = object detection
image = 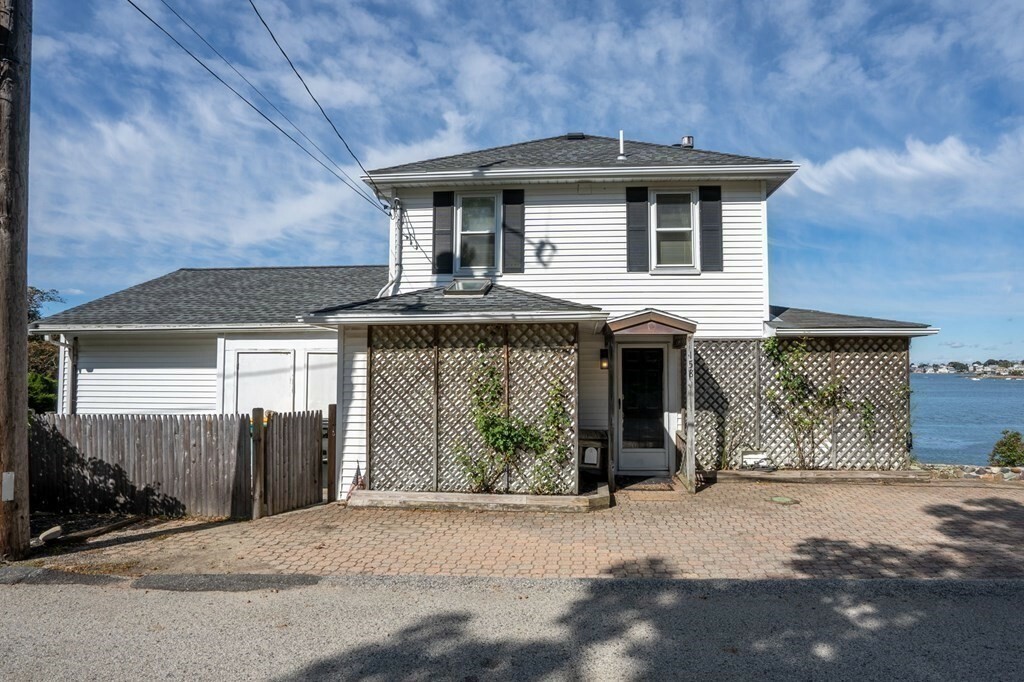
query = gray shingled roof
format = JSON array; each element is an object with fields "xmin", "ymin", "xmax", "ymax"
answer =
[
  {"xmin": 369, "ymin": 134, "xmax": 792, "ymax": 175},
  {"xmin": 308, "ymin": 283, "xmax": 603, "ymax": 319},
  {"xmin": 33, "ymin": 266, "xmax": 388, "ymax": 328},
  {"xmin": 769, "ymin": 306, "xmax": 931, "ymax": 330}
]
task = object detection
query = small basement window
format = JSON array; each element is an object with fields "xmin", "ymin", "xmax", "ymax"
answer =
[{"xmin": 443, "ymin": 278, "xmax": 493, "ymax": 297}]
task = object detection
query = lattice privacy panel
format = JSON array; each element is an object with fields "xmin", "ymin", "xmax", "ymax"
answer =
[
  {"xmin": 693, "ymin": 341, "xmax": 760, "ymax": 470},
  {"xmin": 507, "ymin": 324, "xmax": 578, "ymax": 494},
  {"xmin": 368, "ymin": 323, "xmax": 579, "ymax": 494},
  {"xmin": 833, "ymin": 337, "xmax": 910, "ymax": 469},
  {"xmin": 437, "ymin": 325, "xmax": 505, "ymax": 491},
  {"xmin": 759, "ymin": 338, "xmax": 835, "ymax": 468},
  {"xmin": 369, "ymin": 326, "xmax": 436, "ymax": 491},
  {"xmin": 692, "ymin": 338, "xmax": 911, "ymax": 471}
]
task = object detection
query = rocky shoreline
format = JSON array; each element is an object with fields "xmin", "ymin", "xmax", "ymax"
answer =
[{"xmin": 917, "ymin": 463, "xmax": 1023, "ymax": 482}]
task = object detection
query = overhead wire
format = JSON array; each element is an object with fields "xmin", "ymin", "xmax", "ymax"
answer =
[
  {"xmin": 123, "ymin": 0, "xmax": 389, "ymax": 215},
  {"xmin": 155, "ymin": 0, "xmax": 381, "ymax": 207},
  {"xmin": 247, "ymin": 0, "xmax": 389, "ymax": 206}
]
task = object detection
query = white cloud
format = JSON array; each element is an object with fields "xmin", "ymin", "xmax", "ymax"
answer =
[{"xmin": 784, "ymin": 129, "xmax": 1024, "ymax": 218}]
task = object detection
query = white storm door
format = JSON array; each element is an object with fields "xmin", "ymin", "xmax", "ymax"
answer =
[{"xmin": 616, "ymin": 345, "xmax": 670, "ymax": 474}]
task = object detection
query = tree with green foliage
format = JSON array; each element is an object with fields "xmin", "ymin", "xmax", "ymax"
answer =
[
  {"xmin": 948, "ymin": 361, "xmax": 968, "ymax": 373},
  {"xmin": 26, "ymin": 286, "xmax": 65, "ymax": 412},
  {"xmin": 27, "ymin": 372, "xmax": 57, "ymax": 414},
  {"xmin": 28, "ymin": 286, "xmax": 63, "ymax": 323},
  {"xmin": 989, "ymin": 430, "xmax": 1024, "ymax": 467}
]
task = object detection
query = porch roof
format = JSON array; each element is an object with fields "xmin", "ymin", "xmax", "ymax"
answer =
[
  {"xmin": 606, "ymin": 308, "xmax": 697, "ymax": 335},
  {"xmin": 768, "ymin": 305, "xmax": 938, "ymax": 337},
  {"xmin": 303, "ymin": 284, "xmax": 607, "ymax": 325}
]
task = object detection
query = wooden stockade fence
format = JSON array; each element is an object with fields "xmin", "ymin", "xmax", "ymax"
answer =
[
  {"xmin": 29, "ymin": 413, "xmax": 252, "ymax": 518},
  {"xmin": 29, "ymin": 409, "xmax": 326, "ymax": 519},
  {"xmin": 264, "ymin": 411, "xmax": 323, "ymax": 517}
]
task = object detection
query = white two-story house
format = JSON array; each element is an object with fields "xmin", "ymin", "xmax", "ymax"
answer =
[{"xmin": 34, "ymin": 133, "xmax": 937, "ymax": 498}]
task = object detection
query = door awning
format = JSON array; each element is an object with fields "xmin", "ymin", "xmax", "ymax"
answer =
[{"xmin": 606, "ymin": 308, "xmax": 697, "ymax": 336}]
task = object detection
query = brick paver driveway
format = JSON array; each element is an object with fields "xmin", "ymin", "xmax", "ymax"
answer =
[{"xmin": 30, "ymin": 482, "xmax": 1024, "ymax": 580}]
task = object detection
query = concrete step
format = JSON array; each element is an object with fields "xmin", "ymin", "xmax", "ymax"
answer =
[{"xmin": 348, "ymin": 484, "xmax": 611, "ymax": 513}]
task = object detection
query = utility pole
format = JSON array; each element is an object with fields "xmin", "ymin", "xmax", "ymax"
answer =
[{"xmin": 0, "ymin": 0, "xmax": 31, "ymax": 561}]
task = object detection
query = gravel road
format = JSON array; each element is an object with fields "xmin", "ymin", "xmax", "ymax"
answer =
[{"xmin": 1, "ymin": 570, "xmax": 1021, "ymax": 681}]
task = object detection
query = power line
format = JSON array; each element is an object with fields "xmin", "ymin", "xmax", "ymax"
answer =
[
  {"xmin": 155, "ymin": 0, "xmax": 381, "ymax": 206},
  {"xmin": 123, "ymin": 0, "xmax": 389, "ymax": 215},
  {"xmin": 248, "ymin": 0, "xmax": 388, "ymax": 206}
]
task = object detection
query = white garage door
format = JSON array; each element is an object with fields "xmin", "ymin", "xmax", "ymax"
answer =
[
  {"xmin": 236, "ymin": 351, "xmax": 294, "ymax": 414},
  {"xmin": 305, "ymin": 352, "xmax": 337, "ymax": 414}
]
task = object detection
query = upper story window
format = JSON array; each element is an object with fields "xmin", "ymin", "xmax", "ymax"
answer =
[
  {"xmin": 651, "ymin": 191, "xmax": 697, "ymax": 268},
  {"xmin": 456, "ymin": 193, "xmax": 500, "ymax": 272}
]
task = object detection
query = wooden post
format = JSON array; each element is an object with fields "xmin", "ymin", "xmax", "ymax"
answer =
[
  {"xmin": 251, "ymin": 408, "xmax": 265, "ymax": 520},
  {"xmin": 683, "ymin": 334, "xmax": 697, "ymax": 493},
  {"xmin": 0, "ymin": 0, "xmax": 32, "ymax": 561},
  {"xmin": 327, "ymin": 404, "xmax": 337, "ymax": 502}
]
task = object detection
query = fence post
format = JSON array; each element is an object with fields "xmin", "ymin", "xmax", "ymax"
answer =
[
  {"xmin": 327, "ymin": 404, "xmax": 337, "ymax": 502},
  {"xmin": 252, "ymin": 408, "xmax": 265, "ymax": 520}
]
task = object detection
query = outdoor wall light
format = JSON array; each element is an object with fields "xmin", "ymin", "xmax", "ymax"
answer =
[{"xmin": 599, "ymin": 348, "xmax": 609, "ymax": 370}]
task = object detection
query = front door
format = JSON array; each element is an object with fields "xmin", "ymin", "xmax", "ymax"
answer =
[{"xmin": 617, "ymin": 345, "xmax": 669, "ymax": 474}]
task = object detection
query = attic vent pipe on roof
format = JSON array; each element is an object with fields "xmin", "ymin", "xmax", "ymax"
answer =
[
  {"xmin": 617, "ymin": 130, "xmax": 627, "ymax": 161},
  {"xmin": 566, "ymin": 132, "xmax": 586, "ymax": 140},
  {"xmin": 681, "ymin": 135, "xmax": 694, "ymax": 149}
]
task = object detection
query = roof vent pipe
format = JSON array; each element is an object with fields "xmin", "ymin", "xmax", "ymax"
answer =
[
  {"xmin": 617, "ymin": 130, "xmax": 627, "ymax": 161},
  {"xmin": 681, "ymin": 135, "xmax": 694, "ymax": 149}
]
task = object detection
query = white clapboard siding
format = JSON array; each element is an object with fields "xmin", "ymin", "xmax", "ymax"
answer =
[
  {"xmin": 395, "ymin": 181, "xmax": 768, "ymax": 338},
  {"xmin": 56, "ymin": 337, "xmax": 72, "ymax": 414},
  {"xmin": 337, "ymin": 325, "xmax": 368, "ymax": 498},
  {"xmin": 75, "ymin": 335, "xmax": 218, "ymax": 414},
  {"xmin": 578, "ymin": 326, "xmax": 609, "ymax": 429}
]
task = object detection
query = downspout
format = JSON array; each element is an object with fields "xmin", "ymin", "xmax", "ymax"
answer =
[
  {"xmin": 43, "ymin": 334, "xmax": 77, "ymax": 414},
  {"xmin": 376, "ymin": 194, "xmax": 403, "ymax": 299}
]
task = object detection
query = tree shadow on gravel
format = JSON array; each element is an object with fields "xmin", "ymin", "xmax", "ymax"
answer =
[
  {"xmin": 278, "ymin": 557, "xmax": 1020, "ymax": 681},
  {"xmin": 789, "ymin": 496, "xmax": 1024, "ymax": 579}
]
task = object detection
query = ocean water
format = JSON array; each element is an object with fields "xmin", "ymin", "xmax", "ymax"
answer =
[{"xmin": 911, "ymin": 373, "xmax": 1024, "ymax": 465}]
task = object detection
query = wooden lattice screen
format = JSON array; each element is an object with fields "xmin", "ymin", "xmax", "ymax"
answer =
[
  {"xmin": 692, "ymin": 337, "xmax": 911, "ymax": 470},
  {"xmin": 369, "ymin": 323, "xmax": 578, "ymax": 494}
]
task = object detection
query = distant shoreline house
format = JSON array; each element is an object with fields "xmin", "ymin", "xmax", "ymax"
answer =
[{"xmin": 33, "ymin": 133, "xmax": 938, "ymax": 497}]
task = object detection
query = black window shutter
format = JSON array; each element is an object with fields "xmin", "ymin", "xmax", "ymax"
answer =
[
  {"xmin": 626, "ymin": 187, "xmax": 649, "ymax": 272},
  {"xmin": 502, "ymin": 189, "xmax": 525, "ymax": 273},
  {"xmin": 699, "ymin": 186, "xmax": 723, "ymax": 272},
  {"xmin": 432, "ymin": 191, "xmax": 455, "ymax": 274}
]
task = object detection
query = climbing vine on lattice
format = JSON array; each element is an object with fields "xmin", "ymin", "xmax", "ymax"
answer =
[
  {"xmin": 763, "ymin": 337, "xmax": 884, "ymax": 469},
  {"xmin": 456, "ymin": 342, "xmax": 573, "ymax": 495}
]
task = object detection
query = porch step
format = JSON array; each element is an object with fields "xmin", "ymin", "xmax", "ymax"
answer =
[{"xmin": 347, "ymin": 485, "xmax": 611, "ymax": 513}]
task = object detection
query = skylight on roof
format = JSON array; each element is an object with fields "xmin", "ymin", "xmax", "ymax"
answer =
[{"xmin": 444, "ymin": 278, "xmax": 493, "ymax": 297}]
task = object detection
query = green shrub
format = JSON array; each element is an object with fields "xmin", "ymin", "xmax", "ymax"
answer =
[
  {"xmin": 989, "ymin": 430, "xmax": 1024, "ymax": 467},
  {"xmin": 28, "ymin": 372, "xmax": 57, "ymax": 414}
]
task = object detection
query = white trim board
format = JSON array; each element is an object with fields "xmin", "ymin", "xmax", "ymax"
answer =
[{"xmin": 773, "ymin": 327, "xmax": 939, "ymax": 337}]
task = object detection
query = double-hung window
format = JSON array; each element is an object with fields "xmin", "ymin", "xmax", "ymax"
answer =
[
  {"xmin": 456, "ymin": 193, "xmax": 500, "ymax": 272},
  {"xmin": 651, "ymin": 191, "xmax": 697, "ymax": 268}
]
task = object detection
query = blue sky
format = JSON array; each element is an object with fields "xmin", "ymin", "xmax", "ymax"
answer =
[{"xmin": 29, "ymin": 0, "xmax": 1023, "ymax": 363}]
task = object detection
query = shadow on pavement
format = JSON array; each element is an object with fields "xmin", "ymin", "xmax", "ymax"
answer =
[
  {"xmin": 276, "ymin": 565, "xmax": 1017, "ymax": 680},
  {"xmin": 790, "ymin": 495, "xmax": 1024, "ymax": 578}
]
